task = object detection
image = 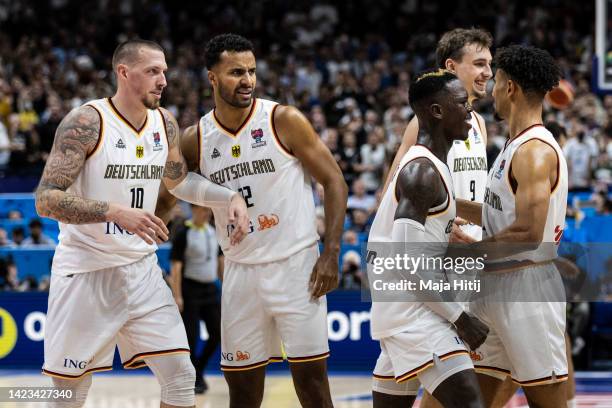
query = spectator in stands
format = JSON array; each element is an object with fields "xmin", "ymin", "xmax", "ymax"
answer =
[
  {"xmin": 593, "ymin": 190, "xmax": 612, "ymax": 215},
  {"xmin": 18, "ymin": 275, "xmax": 39, "ymax": 292},
  {"xmin": 347, "ymin": 179, "xmax": 377, "ymax": 213},
  {"xmin": 546, "ymin": 120, "xmax": 568, "ymax": 147},
  {"xmin": 22, "ymin": 219, "xmax": 55, "ymax": 246},
  {"xmin": 564, "ymin": 123, "xmax": 593, "ymax": 192},
  {"xmin": 342, "ymin": 230, "xmax": 359, "ymax": 246},
  {"xmin": 340, "ymin": 250, "xmax": 363, "ymax": 289},
  {"xmin": 0, "ymin": 118, "xmax": 10, "ymax": 171},
  {"xmin": 37, "ymin": 95, "xmax": 64, "ymax": 160},
  {"xmin": 0, "ymin": 227, "xmax": 13, "ymax": 247},
  {"xmin": 0, "ymin": 256, "xmax": 17, "ymax": 290},
  {"xmin": 358, "ymin": 126, "xmax": 386, "ymax": 191},
  {"xmin": 349, "ymin": 208, "xmax": 370, "ymax": 234},
  {"xmin": 339, "ymin": 130, "xmax": 361, "ymax": 185},
  {"xmin": 38, "ymin": 275, "xmax": 50, "ymax": 291},
  {"xmin": 8, "ymin": 209, "xmax": 23, "ymax": 220},
  {"xmin": 11, "ymin": 227, "xmax": 24, "ymax": 246}
]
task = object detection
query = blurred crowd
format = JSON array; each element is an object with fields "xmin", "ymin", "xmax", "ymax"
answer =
[{"xmin": 0, "ymin": 0, "xmax": 610, "ymax": 290}]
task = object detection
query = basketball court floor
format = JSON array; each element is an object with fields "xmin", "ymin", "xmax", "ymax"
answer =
[{"xmin": 1, "ymin": 370, "xmax": 611, "ymax": 407}]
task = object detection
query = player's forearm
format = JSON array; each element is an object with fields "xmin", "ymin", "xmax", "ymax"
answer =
[
  {"xmin": 166, "ymin": 171, "xmax": 236, "ymax": 208},
  {"xmin": 217, "ymin": 256, "xmax": 224, "ymax": 282},
  {"xmin": 162, "ymin": 154, "xmax": 189, "ymax": 190},
  {"xmin": 321, "ymin": 179, "xmax": 348, "ymax": 254},
  {"xmin": 155, "ymin": 193, "xmax": 177, "ymax": 225},
  {"xmin": 456, "ymin": 199, "xmax": 482, "ymax": 226},
  {"xmin": 472, "ymin": 223, "xmax": 544, "ymax": 262},
  {"xmin": 35, "ymin": 183, "xmax": 109, "ymax": 224},
  {"xmin": 424, "ymin": 302, "xmax": 463, "ymax": 323},
  {"xmin": 169, "ymin": 261, "xmax": 183, "ymax": 297}
]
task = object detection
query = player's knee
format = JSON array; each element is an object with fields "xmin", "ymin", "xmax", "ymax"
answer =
[
  {"xmin": 49, "ymin": 375, "xmax": 92, "ymax": 408},
  {"xmin": 372, "ymin": 377, "xmax": 418, "ymax": 398},
  {"xmin": 147, "ymin": 353, "xmax": 196, "ymax": 407},
  {"xmin": 434, "ymin": 371, "xmax": 483, "ymax": 408}
]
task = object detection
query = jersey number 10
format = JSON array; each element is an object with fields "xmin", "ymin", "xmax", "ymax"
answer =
[{"xmin": 130, "ymin": 187, "xmax": 144, "ymax": 209}]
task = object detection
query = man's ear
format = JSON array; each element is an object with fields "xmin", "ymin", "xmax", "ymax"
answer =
[
  {"xmin": 444, "ymin": 58, "xmax": 456, "ymax": 73},
  {"xmin": 430, "ymin": 103, "xmax": 443, "ymax": 119},
  {"xmin": 507, "ymin": 79, "xmax": 516, "ymax": 99},
  {"xmin": 208, "ymin": 70, "xmax": 216, "ymax": 87},
  {"xmin": 116, "ymin": 64, "xmax": 128, "ymax": 81}
]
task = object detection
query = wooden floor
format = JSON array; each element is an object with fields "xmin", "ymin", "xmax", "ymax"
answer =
[{"xmin": 1, "ymin": 372, "xmax": 611, "ymax": 407}]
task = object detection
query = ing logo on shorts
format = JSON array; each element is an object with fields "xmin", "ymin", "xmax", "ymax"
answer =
[
  {"xmin": 257, "ymin": 214, "xmax": 279, "ymax": 231},
  {"xmin": 236, "ymin": 351, "xmax": 250, "ymax": 361},
  {"xmin": 0, "ymin": 308, "xmax": 18, "ymax": 359},
  {"xmin": 470, "ymin": 350, "xmax": 484, "ymax": 362}
]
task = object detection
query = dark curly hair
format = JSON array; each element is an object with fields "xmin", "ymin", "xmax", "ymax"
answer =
[
  {"xmin": 493, "ymin": 45, "xmax": 561, "ymax": 98},
  {"xmin": 408, "ymin": 69, "xmax": 459, "ymax": 111},
  {"xmin": 436, "ymin": 28, "xmax": 493, "ymax": 68},
  {"xmin": 205, "ymin": 33, "xmax": 254, "ymax": 70}
]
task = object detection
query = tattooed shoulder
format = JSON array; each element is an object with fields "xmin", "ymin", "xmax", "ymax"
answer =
[
  {"xmin": 159, "ymin": 107, "xmax": 179, "ymax": 146},
  {"xmin": 55, "ymin": 105, "xmax": 101, "ymax": 154},
  {"xmin": 40, "ymin": 105, "xmax": 101, "ymax": 191}
]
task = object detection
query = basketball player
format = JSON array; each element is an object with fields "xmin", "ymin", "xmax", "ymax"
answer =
[
  {"xmin": 378, "ymin": 28, "xmax": 494, "ymax": 407},
  {"xmin": 454, "ymin": 45, "xmax": 569, "ymax": 408},
  {"xmin": 177, "ymin": 34, "xmax": 348, "ymax": 408},
  {"xmin": 369, "ymin": 70, "xmax": 489, "ymax": 408},
  {"xmin": 35, "ymin": 39, "xmax": 249, "ymax": 408},
  {"xmin": 384, "ymin": 28, "xmax": 492, "ymax": 231}
]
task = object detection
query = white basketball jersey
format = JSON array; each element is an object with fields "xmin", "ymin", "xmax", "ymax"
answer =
[
  {"xmin": 52, "ymin": 98, "xmax": 168, "ymax": 275},
  {"xmin": 369, "ymin": 144, "xmax": 456, "ymax": 339},
  {"xmin": 198, "ymin": 98, "xmax": 318, "ymax": 264},
  {"xmin": 447, "ymin": 113, "xmax": 487, "ymax": 240},
  {"xmin": 483, "ymin": 124, "xmax": 568, "ymax": 262}
]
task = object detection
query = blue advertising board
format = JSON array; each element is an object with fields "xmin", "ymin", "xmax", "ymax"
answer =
[{"xmin": 0, "ymin": 291, "xmax": 379, "ymax": 372}]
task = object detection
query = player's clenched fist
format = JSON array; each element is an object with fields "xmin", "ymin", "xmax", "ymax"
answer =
[
  {"xmin": 454, "ymin": 312, "xmax": 489, "ymax": 350},
  {"xmin": 107, "ymin": 203, "xmax": 169, "ymax": 244},
  {"xmin": 227, "ymin": 194, "xmax": 250, "ymax": 246}
]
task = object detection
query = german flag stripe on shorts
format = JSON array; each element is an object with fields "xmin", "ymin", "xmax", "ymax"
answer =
[
  {"xmin": 286, "ymin": 352, "xmax": 330, "ymax": 363},
  {"xmin": 42, "ymin": 365, "xmax": 113, "ymax": 379},
  {"xmin": 122, "ymin": 348, "xmax": 190, "ymax": 369},
  {"xmin": 513, "ymin": 373, "xmax": 568, "ymax": 386},
  {"xmin": 396, "ymin": 350, "xmax": 469, "ymax": 383}
]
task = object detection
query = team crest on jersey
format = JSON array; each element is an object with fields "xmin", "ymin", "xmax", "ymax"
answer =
[
  {"xmin": 494, "ymin": 159, "xmax": 506, "ymax": 179},
  {"xmin": 251, "ymin": 128, "xmax": 266, "ymax": 148},
  {"xmin": 136, "ymin": 145, "xmax": 144, "ymax": 158},
  {"xmin": 152, "ymin": 132, "xmax": 163, "ymax": 151},
  {"xmin": 211, "ymin": 148, "xmax": 221, "ymax": 159},
  {"xmin": 115, "ymin": 138, "xmax": 126, "ymax": 149},
  {"xmin": 473, "ymin": 129, "xmax": 482, "ymax": 144},
  {"xmin": 231, "ymin": 145, "xmax": 241, "ymax": 158}
]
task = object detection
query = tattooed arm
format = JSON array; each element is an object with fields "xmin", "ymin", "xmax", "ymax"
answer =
[
  {"xmin": 158, "ymin": 110, "xmax": 249, "ymax": 244},
  {"xmin": 36, "ymin": 105, "xmax": 168, "ymax": 244},
  {"xmin": 155, "ymin": 124, "xmax": 199, "ymax": 223},
  {"xmin": 159, "ymin": 108, "xmax": 190, "ymax": 189},
  {"xmin": 35, "ymin": 106, "xmax": 108, "ymax": 223}
]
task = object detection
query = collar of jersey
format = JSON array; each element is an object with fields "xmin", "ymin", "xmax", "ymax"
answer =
[
  {"xmin": 107, "ymin": 97, "xmax": 149, "ymax": 137},
  {"xmin": 211, "ymin": 99, "xmax": 257, "ymax": 138}
]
